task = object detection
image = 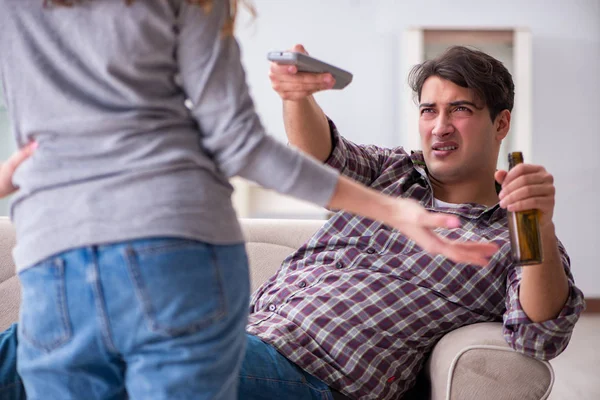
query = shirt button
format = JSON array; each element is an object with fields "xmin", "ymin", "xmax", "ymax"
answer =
[
  {"xmin": 298, "ymin": 281, "xmax": 307, "ymax": 288},
  {"xmin": 268, "ymin": 304, "xmax": 276, "ymax": 312},
  {"xmin": 366, "ymin": 248, "xmax": 376, "ymax": 254},
  {"xmin": 335, "ymin": 262, "xmax": 344, "ymax": 269}
]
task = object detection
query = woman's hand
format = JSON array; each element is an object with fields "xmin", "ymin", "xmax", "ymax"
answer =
[
  {"xmin": 329, "ymin": 176, "xmax": 499, "ymax": 267},
  {"xmin": 386, "ymin": 197, "xmax": 499, "ymax": 266},
  {"xmin": 0, "ymin": 142, "xmax": 37, "ymax": 198}
]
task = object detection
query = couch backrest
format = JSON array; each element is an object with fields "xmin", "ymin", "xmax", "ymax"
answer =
[
  {"xmin": 239, "ymin": 218, "xmax": 324, "ymax": 291},
  {"xmin": 0, "ymin": 217, "xmax": 19, "ymax": 331},
  {"xmin": 0, "ymin": 217, "xmax": 324, "ymax": 331}
]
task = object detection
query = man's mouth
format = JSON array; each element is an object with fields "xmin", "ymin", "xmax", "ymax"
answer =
[
  {"xmin": 432, "ymin": 145, "xmax": 458, "ymax": 151},
  {"xmin": 431, "ymin": 141, "xmax": 459, "ymax": 152}
]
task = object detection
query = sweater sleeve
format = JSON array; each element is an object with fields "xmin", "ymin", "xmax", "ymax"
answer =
[{"xmin": 175, "ymin": 2, "xmax": 338, "ymax": 207}]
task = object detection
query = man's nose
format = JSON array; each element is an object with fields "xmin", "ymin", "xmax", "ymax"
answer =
[{"xmin": 431, "ymin": 114, "xmax": 454, "ymax": 137}]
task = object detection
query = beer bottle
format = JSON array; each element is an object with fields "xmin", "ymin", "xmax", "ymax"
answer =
[{"xmin": 506, "ymin": 152, "xmax": 543, "ymax": 265}]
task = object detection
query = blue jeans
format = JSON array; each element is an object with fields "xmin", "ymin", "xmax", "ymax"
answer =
[
  {"xmin": 239, "ymin": 334, "xmax": 335, "ymax": 400},
  {"xmin": 0, "ymin": 325, "xmax": 25, "ymax": 400},
  {"xmin": 2, "ymin": 328, "xmax": 340, "ymax": 399},
  {"xmin": 16, "ymin": 238, "xmax": 249, "ymax": 400}
]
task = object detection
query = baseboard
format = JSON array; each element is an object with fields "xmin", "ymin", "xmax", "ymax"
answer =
[{"xmin": 584, "ymin": 298, "xmax": 600, "ymax": 314}]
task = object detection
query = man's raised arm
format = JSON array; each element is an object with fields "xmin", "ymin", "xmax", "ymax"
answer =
[{"xmin": 269, "ymin": 44, "xmax": 334, "ymax": 162}]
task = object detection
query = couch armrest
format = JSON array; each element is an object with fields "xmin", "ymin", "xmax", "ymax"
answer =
[{"xmin": 426, "ymin": 322, "xmax": 554, "ymax": 400}]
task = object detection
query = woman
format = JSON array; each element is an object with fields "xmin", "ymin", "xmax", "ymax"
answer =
[{"xmin": 0, "ymin": 1, "xmax": 496, "ymax": 399}]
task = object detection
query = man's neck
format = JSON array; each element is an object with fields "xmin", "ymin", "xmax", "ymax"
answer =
[{"xmin": 430, "ymin": 176, "xmax": 499, "ymax": 207}]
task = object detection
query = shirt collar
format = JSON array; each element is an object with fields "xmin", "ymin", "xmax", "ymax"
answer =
[{"xmin": 409, "ymin": 150, "xmax": 504, "ymax": 222}]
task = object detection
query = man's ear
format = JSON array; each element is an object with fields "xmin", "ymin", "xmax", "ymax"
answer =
[{"xmin": 495, "ymin": 109, "xmax": 511, "ymax": 140}]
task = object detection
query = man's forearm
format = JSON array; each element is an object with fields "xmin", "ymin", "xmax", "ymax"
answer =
[
  {"xmin": 518, "ymin": 222, "xmax": 570, "ymax": 323},
  {"xmin": 283, "ymin": 96, "xmax": 332, "ymax": 162}
]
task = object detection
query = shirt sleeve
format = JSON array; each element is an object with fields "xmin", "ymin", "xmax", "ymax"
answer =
[
  {"xmin": 502, "ymin": 239, "xmax": 586, "ymax": 361},
  {"xmin": 175, "ymin": 2, "xmax": 338, "ymax": 207},
  {"xmin": 324, "ymin": 118, "xmax": 393, "ymax": 187}
]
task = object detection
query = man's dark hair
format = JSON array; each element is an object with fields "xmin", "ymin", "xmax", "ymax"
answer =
[{"xmin": 408, "ymin": 45, "xmax": 515, "ymax": 121}]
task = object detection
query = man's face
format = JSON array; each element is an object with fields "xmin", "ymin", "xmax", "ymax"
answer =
[{"xmin": 418, "ymin": 76, "xmax": 508, "ymax": 184}]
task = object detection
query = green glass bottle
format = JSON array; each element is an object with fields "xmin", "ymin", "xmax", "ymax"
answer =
[{"xmin": 506, "ymin": 152, "xmax": 543, "ymax": 265}]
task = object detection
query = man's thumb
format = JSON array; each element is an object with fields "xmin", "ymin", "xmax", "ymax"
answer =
[
  {"xmin": 292, "ymin": 44, "xmax": 308, "ymax": 55},
  {"xmin": 494, "ymin": 170, "xmax": 507, "ymax": 185}
]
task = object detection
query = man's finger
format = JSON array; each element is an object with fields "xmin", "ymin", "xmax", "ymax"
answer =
[
  {"xmin": 506, "ymin": 197, "xmax": 552, "ymax": 213},
  {"xmin": 273, "ymin": 71, "xmax": 333, "ymax": 85},
  {"xmin": 270, "ymin": 63, "xmax": 297, "ymax": 76},
  {"xmin": 291, "ymin": 44, "xmax": 308, "ymax": 55},
  {"xmin": 501, "ymin": 163, "xmax": 545, "ymax": 187},
  {"xmin": 494, "ymin": 170, "xmax": 507, "ymax": 185},
  {"xmin": 499, "ymin": 173, "xmax": 551, "ymax": 199},
  {"xmin": 273, "ymin": 81, "xmax": 331, "ymax": 93},
  {"xmin": 500, "ymin": 184, "xmax": 554, "ymax": 205}
]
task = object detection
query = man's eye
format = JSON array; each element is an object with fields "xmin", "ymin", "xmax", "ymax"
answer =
[
  {"xmin": 455, "ymin": 106, "xmax": 470, "ymax": 112},
  {"xmin": 421, "ymin": 108, "xmax": 434, "ymax": 114}
]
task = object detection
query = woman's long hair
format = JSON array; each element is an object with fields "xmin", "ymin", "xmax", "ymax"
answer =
[{"xmin": 42, "ymin": 0, "xmax": 256, "ymax": 36}]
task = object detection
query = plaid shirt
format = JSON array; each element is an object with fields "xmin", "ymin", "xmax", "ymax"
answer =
[{"xmin": 246, "ymin": 121, "xmax": 585, "ymax": 400}]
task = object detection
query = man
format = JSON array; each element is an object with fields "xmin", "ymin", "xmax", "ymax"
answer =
[{"xmin": 237, "ymin": 45, "xmax": 584, "ymax": 399}]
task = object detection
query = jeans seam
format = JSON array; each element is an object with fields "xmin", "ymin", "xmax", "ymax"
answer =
[
  {"xmin": 20, "ymin": 259, "xmax": 72, "ymax": 352},
  {"xmin": 209, "ymin": 246, "xmax": 228, "ymax": 321},
  {"xmin": 90, "ymin": 251, "xmax": 119, "ymax": 354},
  {"xmin": 125, "ymin": 246, "xmax": 159, "ymax": 333}
]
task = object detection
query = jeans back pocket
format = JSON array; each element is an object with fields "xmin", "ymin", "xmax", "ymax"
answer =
[
  {"xmin": 125, "ymin": 239, "xmax": 227, "ymax": 337},
  {"xmin": 18, "ymin": 258, "xmax": 72, "ymax": 352}
]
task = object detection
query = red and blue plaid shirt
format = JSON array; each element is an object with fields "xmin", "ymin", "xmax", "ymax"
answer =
[{"xmin": 246, "ymin": 120, "xmax": 585, "ymax": 400}]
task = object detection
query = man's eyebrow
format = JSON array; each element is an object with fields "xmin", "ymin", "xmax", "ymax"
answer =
[
  {"xmin": 449, "ymin": 100, "xmax": 481, "ymax": 109},
  {"xmin": 418, "ymin": 100, "xmax": 482, "ymax": 109}
]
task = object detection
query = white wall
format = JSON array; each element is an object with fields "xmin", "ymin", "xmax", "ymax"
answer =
[
  {"xmin": 235, "ymin": 0, "xmax": 600, "ymax": 296},
  {"xmin": 0, "ymin": 0, "xmax": 597, "ymax": 296}
]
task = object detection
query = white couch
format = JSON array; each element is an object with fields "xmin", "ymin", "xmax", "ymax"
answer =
[{"xmin": 0, "ymin": 217, "xmax": 554, "ymax": 399}]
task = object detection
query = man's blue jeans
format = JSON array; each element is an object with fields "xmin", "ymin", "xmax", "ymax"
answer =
[
  {"xmin": 14, "ymin": 238, "xmax": 249, "ymax": 400},
  {"xmin": 239, "ymin": 334, "xmax": 335, "ymax": 400},
  {"xmin": 1, "ymin": 332, "xmax": 337, "ymax": 400},
  {"xmin": 0, "ymin": 325, "xmax": 25, "ymax": 400},
  {"xmin": 2, "ymin": 329, "xmax": 339, "ymax": 400}
]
